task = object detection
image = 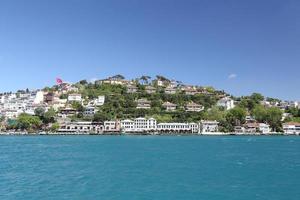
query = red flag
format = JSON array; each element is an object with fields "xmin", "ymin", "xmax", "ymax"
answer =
[{"xmin": 56, "ymin": 78, "xmax": 63, "ymax": 85}]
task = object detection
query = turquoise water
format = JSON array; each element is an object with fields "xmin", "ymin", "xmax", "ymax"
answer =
[{"xmin": 0, "ymin": 136, "xmax": 299, "ymax": 200}]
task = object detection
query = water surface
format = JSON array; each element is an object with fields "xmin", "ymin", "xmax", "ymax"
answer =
[{"xmin": 0, "ymin": 136, "xmax": 299, "ymax": 200}]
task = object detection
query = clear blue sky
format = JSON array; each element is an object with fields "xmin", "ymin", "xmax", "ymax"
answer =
[{"xmin": 0, "ymin": 0, "xmax": 299, "ymax": 100}]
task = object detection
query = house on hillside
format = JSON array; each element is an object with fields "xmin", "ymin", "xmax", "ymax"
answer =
[
  {"xmin": 136, "ymin": 99, "xmax": 151, "ymax": 109},
  {"xmin": 217, "ymin": 97, "xmax": 235, "ymax": 110},
  {"xmin": 68, "ymin": 94, "xmax": 82, "ymax": 102},
  {"xmin": 145, "ymin": 86, "xmax": 156, "ymax": 94},
  {"xmin": 164, "ymin": 87, "xmax": 177, "ymax": 94},
  {"xmin": 162, "ymin": 102, "xmax": 177, "ymax": 111},
  {"xmin": 127, "ymin": 85, "xmax": 138, "ymax": 93},
  {"xmin": 185, "ymin": 102, "xmax": 204, "ymax": 112},
  {"xmin": 182, "ymin": 87, "xmax": 199, "ymax": 95}
]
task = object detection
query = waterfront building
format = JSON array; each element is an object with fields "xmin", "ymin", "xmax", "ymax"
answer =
[
  {"xmin": 156, "ymin": 123, "xmax": 193, "ymax": 133},
  {"xmin": 234, "ymin": 125, "xmax": 245, "ymax": 133},
  {"xmin": 120, "ymin": 118, "xmax": 156, "ymax": 133},
  {"xmin": 185, "ymin": 102, "xmax": 204, "ymax": 112},
  {"xmin": 259, "ymin": 123, "xmax": 271, "ymax": 134},
  {"xmin": 217, "ymin": 97, "xmax": 235, "ymax": 110},
  {"xmin": 68, "ymin": 94, "xmax": 82, "ymax": 102},
  {"xmin": 189, "ymin": 123, "xmax": 199, "ymax": 133},
  {"xmin": 199, "ymin": 120, "xmax": 219, "ymax": 133},
  {"xmin": 134, "ymin": 117, "xmax": 157, "ymax": 131},
  {"xmin": 162, "ymin": 102, "xmax": 177, "ymax": 112},
  {"xmin": 244, "ymin": 122, "xmax": 259, "ymax": 133},
  {"xmin": 104, "ymin": 120, "xmax": 121, "ymax": 132},
  {"xmin": 58, "ymin": 122, "xmax": 104, "ymax": 134},
  {"xmin": 136, "ymin": 99, "xmax": 151, "ymax": 109},
  {"xmin": 235, "ymin": 122, "xmax": 270, "ymax": 134},
  {"xmin": 283, "ymin": 122, "xmax": 300, "ymax": 135},
  {"xmin": 120, "ymin": 119, "xmax": 135, "ymax": 132}
]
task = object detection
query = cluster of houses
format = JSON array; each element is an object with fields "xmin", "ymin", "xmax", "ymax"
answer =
[
  {"xmin": 0, "ymin": 91, "xmax": 45, "ymax": 119},
  {"xmin": 58, "ymin": 117, "xmax": 220, "ymax": 135},
  {"xmin": 0, "ymin": 76, "xmax": 299, "ymax": 135},
  {"xmin": 261, "ymin": 100, "xmax": 299, "ymax": 110}
]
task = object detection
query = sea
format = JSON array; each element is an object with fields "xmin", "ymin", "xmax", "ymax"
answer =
[{"xmin": 0, "ymin": 135, "xmax": 299, "ymax": 200}]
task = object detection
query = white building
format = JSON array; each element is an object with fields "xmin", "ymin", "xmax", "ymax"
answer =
[
  {"xmin": 156, "ymin": 123, "xmax": 198, "ymax": 133},
  {"xmin": 217, "ymin": 97, "xmax": 235, "ymax": 110},
  {"xmin": 259, "ymin": 123, "xmax": 271, "ymax": 134},
  {"xmin": 120, "ymin": 118, "xmax": 157, "ymax": 133},
  {"xmin": 120, "ymin": 119, "xmax": 135, "ymax": 132},
  {"xmin": 283, "ymin": 122, "xmax": 300, "ymax": 135},
  {"xmin": 33, "ymin": 91, "xmax": 44, "ymax": 104},
  {"xmin": 95, "ymin": 96, "xmax": 105, "ymax": 106},
  {"xmin": 68, "ymin": 94, "xmax": 82, "ymax": 102},
  {"xmin": 58, "ymin": 122, "xmax": 104, "ymax": 134},
  {"xmin": 134, "ymin": 117, "xmax": 156, "ymax": 131},
  {"xmin": 199, "ymin": 120, "xmax": 219, "ymax": 133}
]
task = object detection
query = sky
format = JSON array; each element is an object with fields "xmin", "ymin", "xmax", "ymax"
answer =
[{"xmin": 0, "ymin": 0, "xmax": 299, "ymax": 100}]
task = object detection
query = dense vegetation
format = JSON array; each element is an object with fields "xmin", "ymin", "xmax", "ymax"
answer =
[
  {"xmin": 3, "ymin": 77, "xmax": 298, "ymax": 133},
  {"xmin": 69, "ymin": 82, "xmax": 287, "ymax": 132}
]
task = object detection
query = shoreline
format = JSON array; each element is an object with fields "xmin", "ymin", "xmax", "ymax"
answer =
[{"xmin": 0, "ymin": 132, "xmax": 298, "ymax": 136}]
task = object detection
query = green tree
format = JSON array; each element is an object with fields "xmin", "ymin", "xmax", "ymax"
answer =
[
  {"xmin": 34, "ymin": 107, "xmax": 45, "ymax": 117},
  {"xmin": 252, "ymin": 105, "xmax": 267, "ymax": 122},
  {"xmin": 50, "ymin": 123, "xmax": 60, "ymax": 132},
  {"xmin": 43, "ymin": 108, "xmax": 57, "ymax": 124},
  {"xmin": 139, "ymin": 75, "xmax": 151, "ymax": 85},
  {"xmin": 252, "ymin": 105, "xmax": 282, "ymax": 132},
  {"xmin": 250, "ymin": 93, "xmax": 264, "ymax": 104},
  {"xmin": 204, "ymin": 106, "xmax": 226, "ymax": 121},
  {"xmin": 17, "ymin": 113, "xmax": 42, "ymax": 131},
  {"xmin": 71, "ymin": 102, "xmax": 85, "ymax": 112},
  {"xmin": 226, "ymin": 107, "xmax": 247, "ymax": 126},
  {"xmin": 79, "ymin": 80, "xmax": 88, "ymax": 85},
  {"xmin": 265, "ymin": 107, "xmax": 283, "ymax": 132},
  {"xmin": 93, "ymin": 112, "xmax": 111, "ymax": 122}
]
